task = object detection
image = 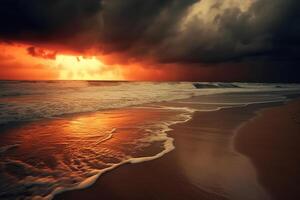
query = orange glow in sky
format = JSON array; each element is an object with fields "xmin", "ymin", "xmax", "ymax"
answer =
[
  {"xmin": 0, "ymin": 42, "xmax": 207, "ymax": 81},
  {"xmin": 55, "ymin": 55, "xmax": 123, "ymax": 80},
  {"xmin": 0, "ymin": 43, "xmax": 124, "ymax": 80}
]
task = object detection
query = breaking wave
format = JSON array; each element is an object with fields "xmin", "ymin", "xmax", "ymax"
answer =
[{"xmin": 0, "ymin": 81, "xmax": 299, "ymax": 125}]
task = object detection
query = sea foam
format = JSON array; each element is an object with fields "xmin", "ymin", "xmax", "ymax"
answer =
[
  {"xmin": 0, "ymin": 81, "xmax": 299, "ymax": 125},
  {"xmin": 44, "ymin": 106, "xmax": 194, "ymax": 200}
]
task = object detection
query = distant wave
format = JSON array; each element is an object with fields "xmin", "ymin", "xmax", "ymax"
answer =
[
  {"xmin": 0, "ymin": 92, "xmax": 45, "ymax": 98},
  {"xmin": 0, "ymin": 81, "xmax": 299, "ymax": 125},
  {"xmin": 193, "ymin": 82, "xmax": 240, "ymax": 89},
  {"xmin": 192, "ymin": 82, "xmax": 300, "ymax": 90}
]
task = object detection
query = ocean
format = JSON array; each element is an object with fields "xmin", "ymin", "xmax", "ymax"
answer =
[{"xmin": 0, "ymin": 81, "xmax": 300, "ymax": 200}]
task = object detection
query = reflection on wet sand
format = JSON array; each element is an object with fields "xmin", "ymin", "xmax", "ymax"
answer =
[
  {"xmin": 172, "ymin": 105, "xmax": 271, "ymax": 200},
  {"xmin": 55, "ymin": 102, "xmax": 275, "ymax": 200},
  {"xmin": 0, "ymin": 96, "xmax": 281, "ymax": 200},
  {"xmin": 0, "ymin": 107, "xmax": 184, "ymax": 199}
]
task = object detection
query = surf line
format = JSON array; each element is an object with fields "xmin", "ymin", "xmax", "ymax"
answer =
[{"xmin": 95, "ymin": 128, "xmax": 116, "ymax": 145}]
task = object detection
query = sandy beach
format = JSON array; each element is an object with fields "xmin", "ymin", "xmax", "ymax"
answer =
[
  {"xmin": 236, "ymin": 99, "xmax": 300, "ymax": 200},
  {"xmin": 55, "ymin": 99, "xmax": 300, "ymax": 200},
  {"xmin": 1, "ymin": 0, "xmax": 300, "ymax": 197},
  {"xmin": 1, "ymin": 82, "xmax": 299, "ymax": 200}
]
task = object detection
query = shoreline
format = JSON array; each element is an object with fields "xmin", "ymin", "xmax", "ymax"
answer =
[
  {"xmin": 235, "ymin": 98, "xmax": 300, "ymax": 200},
  {"xmin": 55, "ymin": 100, "xmax": 287, "ymax": 200},
  {"xmin": 47, "ymin": 106, "xmax": 194, "ymax": 200},
  {"xmin": 0, "ymin": 106, "xmax": 195, "ymax": 200},
  {"xmin": 1, "ymin": 88, "xmax": 299, "ymax": 128},
  {"xmin": 1, "ymin": 93, "xmax": 299, "ymax": 199}
]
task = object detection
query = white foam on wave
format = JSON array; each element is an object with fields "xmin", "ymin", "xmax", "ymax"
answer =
[
  {"xmin": 135, "ymin": 105, "xmax": 197, "ymax": 113},
  {"xmin": 41, "ymin": 107, "xmax": 194, "ymax": 200},
  {"xmin": 159, "ymin": 105, "xmax": 237, "ymax": 112},
  {"xmin": 138, "ymin": 105, "xmax": 238, "ymax": 113},
  {"xmin": 1, "ymin": 82, "xmax": 299, "ymax": 125},
  {"xmin": 2, "ymin": 83, "xmax": 300, "ymax": 199},
  {"xmin": 95, "ymin": 128, "xmax": 116, "ymax": 145},
  {"xmin": 177, "ymin": 98, "xmax": 287, "ymax": 106}
]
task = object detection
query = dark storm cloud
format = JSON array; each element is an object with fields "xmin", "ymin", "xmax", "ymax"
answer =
[
  {"xmin": 98, "ymin": 0, "xmax": 197, "ymax": 53},
  {"xmin": 155, "ymin": 0, "xmax": 300, "ymax": 64},
  {"xmin": 0, "ymin": 0, "xmax": 299, "ymax": 67},
  {"xmin": 0, "ymin": 0, "xmax": 103, "ymax": 45}
]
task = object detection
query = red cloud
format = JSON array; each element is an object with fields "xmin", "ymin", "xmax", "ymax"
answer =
[{"xmin": 27, "ymin": 46, "xmax": 57, "ymax": 60}]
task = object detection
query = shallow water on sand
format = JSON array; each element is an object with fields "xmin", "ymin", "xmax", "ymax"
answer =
[
  {"xmin": 172, "ymin": 104, "xmax": 277, "ymax": 200},
  {"xmin": 0, "ymin": 107, "xmax": 190, "ymax": 199},
  {"xmin": 1, "ymin": 81, "xmax": 299, "ymax": 125},
  {"xmin": 0, "ymin": 82, "xmax": 300, "ymax": 200}
]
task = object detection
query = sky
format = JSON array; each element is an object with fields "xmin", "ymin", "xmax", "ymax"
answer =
[{"xmin": 0, "ymin": 0, "xmax": 299, "ymax": 82}]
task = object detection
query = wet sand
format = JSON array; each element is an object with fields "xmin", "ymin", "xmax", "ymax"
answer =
[
  {"xmin": 55, "ymin": 101, "xmax": 291, "ymax": 200},
  {"xmin": 0, "ymin": 107, "xmax": 186, "ymax": 199},
  {"xmin": 235, "ymin": 100, "xmax": 300, "ymax": 200}
]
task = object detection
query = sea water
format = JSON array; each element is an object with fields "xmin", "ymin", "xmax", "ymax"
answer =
[{"xmin": 0, "ymin": 81, "xmax": 300, "ymax": 199}]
